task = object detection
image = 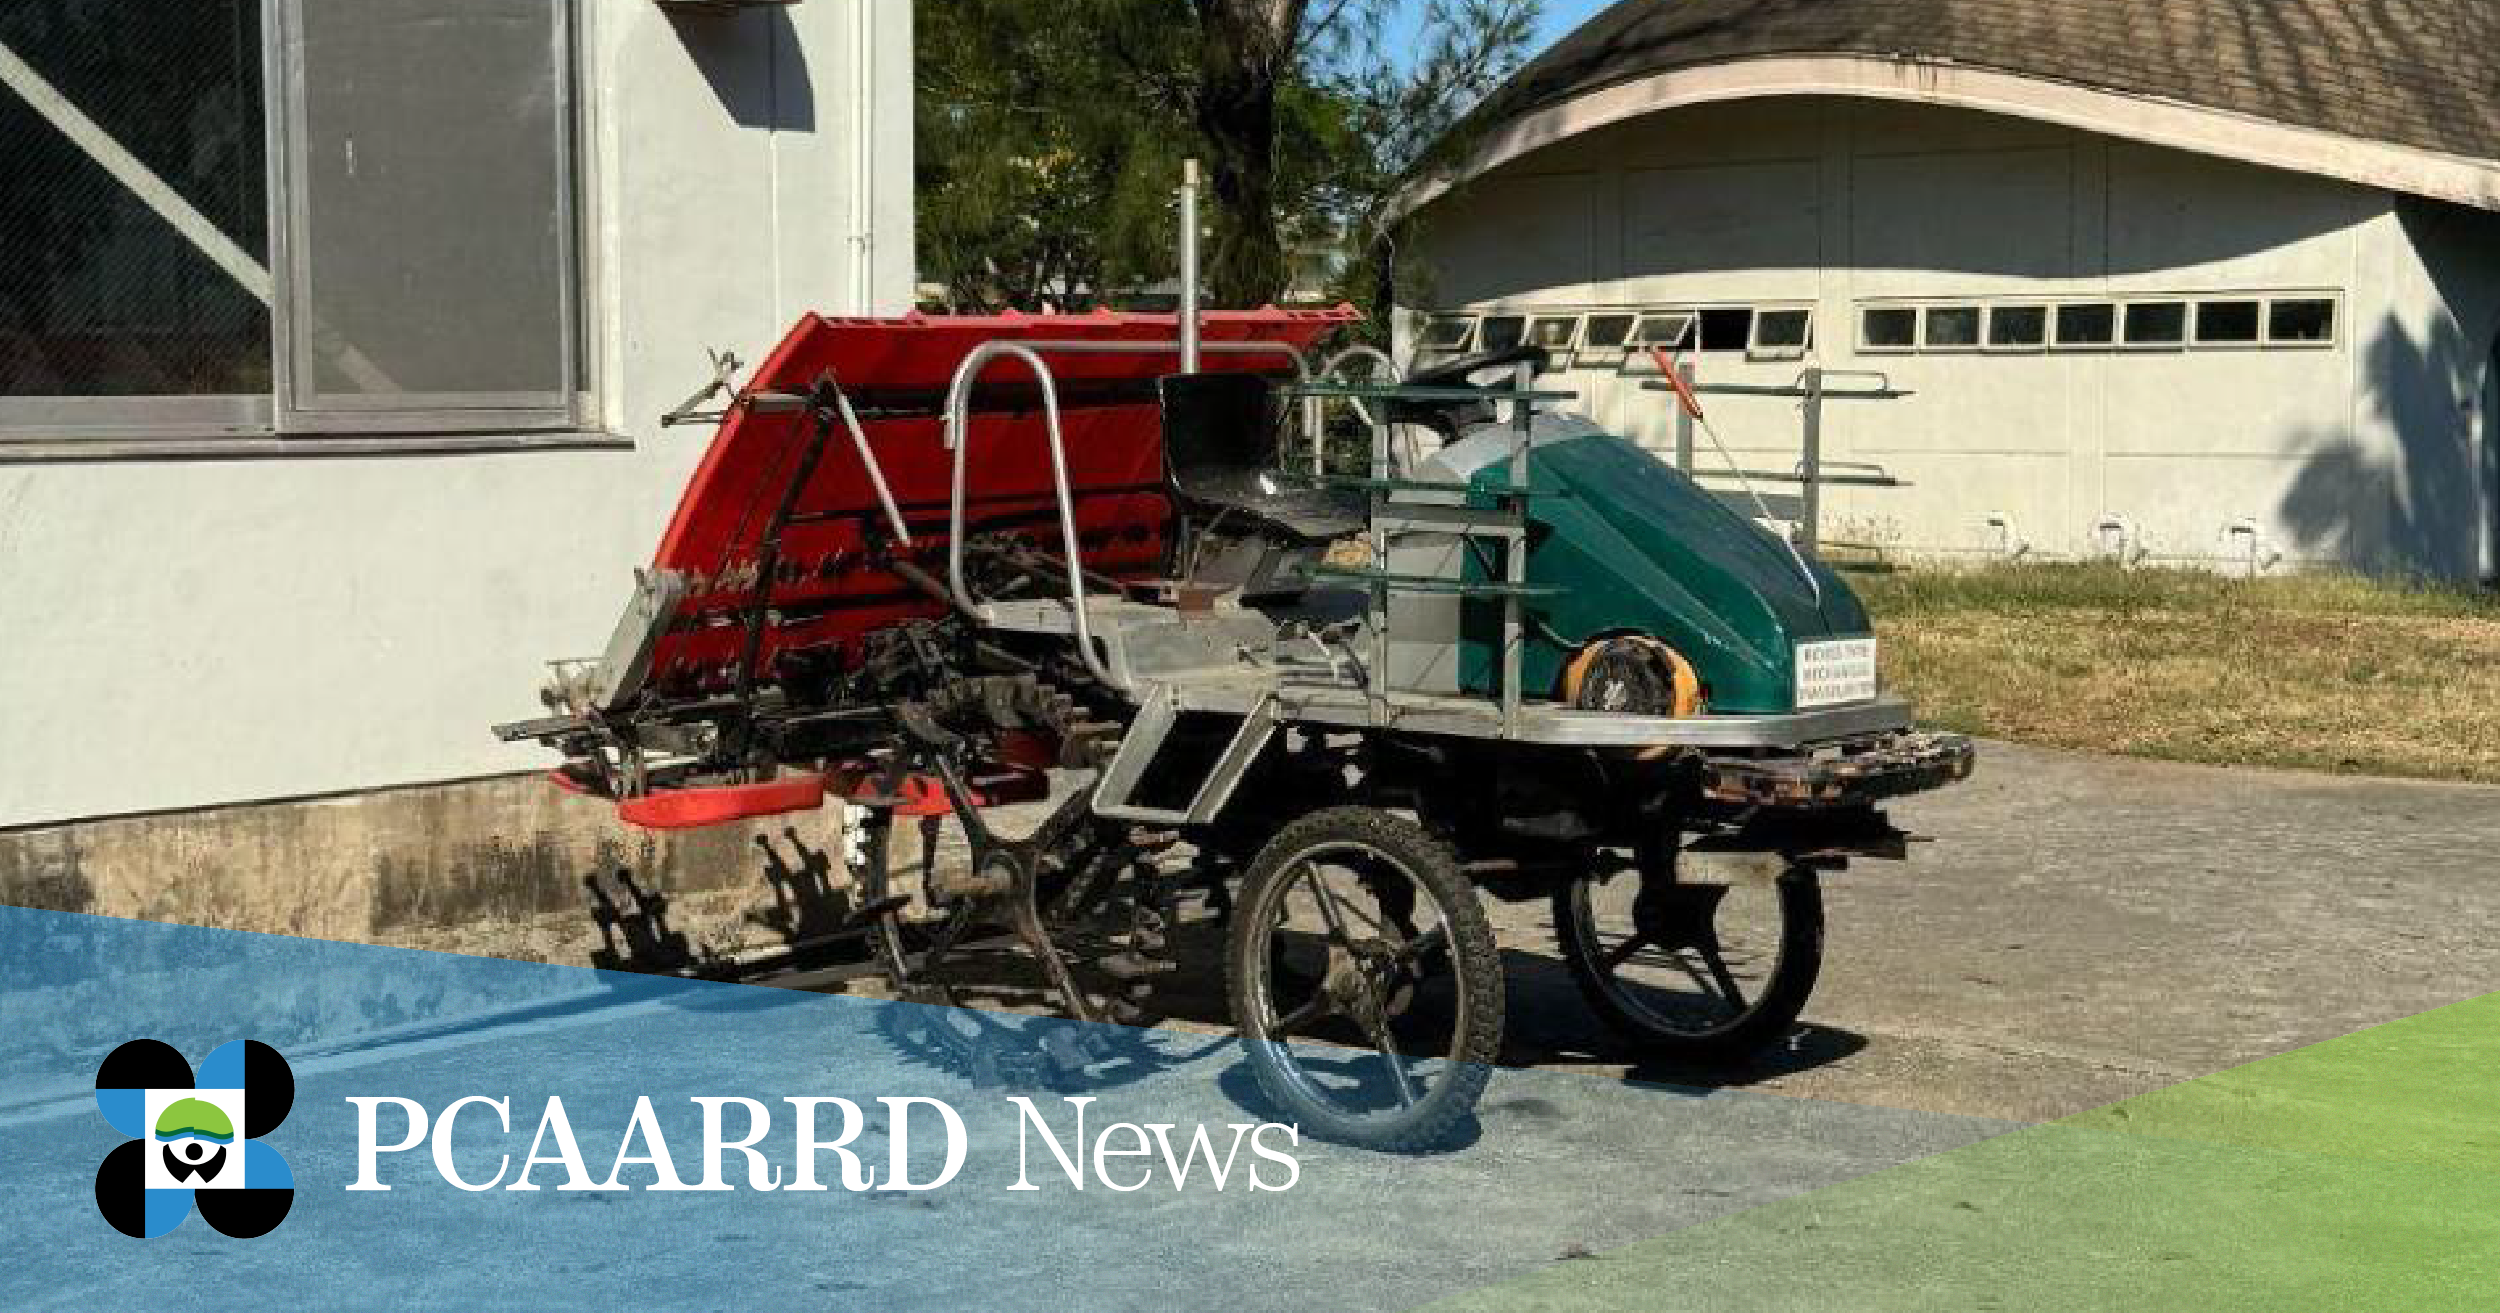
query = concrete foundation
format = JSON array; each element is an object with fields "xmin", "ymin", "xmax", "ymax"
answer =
[{"xmin": 0, "ymin": 772, "xmax": 798, "ymax": 944}]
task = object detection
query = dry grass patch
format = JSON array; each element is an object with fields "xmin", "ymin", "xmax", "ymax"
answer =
[{"xmin": 1852, "ymin": 564, "xmax": 2500, "ymax": 784}]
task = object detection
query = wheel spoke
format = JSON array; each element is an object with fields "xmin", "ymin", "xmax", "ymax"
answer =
[
  {"xmin": 1698, "ymin": 936, "xmax": 1748, "ymax": 1007},
  {"xmin": 1598, "ymin": 931, "xmax": 1653, "ymax": 972},
  {"xmin": 1271, "ymin": 994, "xmax": 1332, "ymax": 1036},
  {"xmin": 1300, "ymin": 862, "xmax": 1361, "ymax": 947},
  {"xmin": 1377, "ymin": 1049, "xmax": 1419, "ymax": 1107},
  {"xmin": 1393, "ymin": 923, "xmax": 1448, "ymax": 968}
]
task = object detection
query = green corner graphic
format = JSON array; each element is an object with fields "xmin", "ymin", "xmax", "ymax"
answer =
[{"xmin": 1426, "ymin": 992, "xmax": 2500, "ymax": 1311}]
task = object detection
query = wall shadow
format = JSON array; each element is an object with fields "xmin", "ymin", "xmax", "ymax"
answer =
[
  {"xmin": 666, "ymin": 6, "xmax": 815, "ymax": 133},
  {"xmin": 2276, "ymin": 204, "xmax": 2500, "ymax": 580}
]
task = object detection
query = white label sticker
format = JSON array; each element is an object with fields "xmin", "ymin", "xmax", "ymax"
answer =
[{"xmin": 1795, "ymin": 638, "xmax": 1879, "ymax": 709}]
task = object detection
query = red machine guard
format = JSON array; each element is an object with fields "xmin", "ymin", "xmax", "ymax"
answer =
[
  {"xmin": 572, "ymin": 305, "xmax": 1356, "ymax": 832},
  {"xmin": 641, "ymin": 307, "xmax": 1355, "ymax": 700},
  {"xmin": 615, "ymin": 774, "xmax": 831, "ymax": 831}
]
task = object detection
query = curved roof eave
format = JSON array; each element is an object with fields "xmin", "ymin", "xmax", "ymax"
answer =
[{"xmin": 1395, "ymin": 54, "xmax": 2500, "ymax": 220}]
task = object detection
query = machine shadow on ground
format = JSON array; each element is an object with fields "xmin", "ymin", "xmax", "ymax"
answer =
[{"xmin": 752, "ymin": 897, "xmax": 1868, "ymax": 1110}]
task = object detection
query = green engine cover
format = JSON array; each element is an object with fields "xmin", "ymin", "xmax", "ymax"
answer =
[{"xmin": 1433, "ymin": 416, "xmax": 1870, "ymax": 714}]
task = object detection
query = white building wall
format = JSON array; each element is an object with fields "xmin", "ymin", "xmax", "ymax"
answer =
[
  {"xmin": 0, "ymin": 2, "xmax": 916, "ymax": 828},
  {"xmin": 1409, "ymin": 97, "xmax": 2500, "ymax": 579}
]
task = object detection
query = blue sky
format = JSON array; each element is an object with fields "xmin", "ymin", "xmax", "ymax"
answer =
[
  {"xmin": 1380, "ymin": 0, "xmax": 1619, "ymax": 74},
  {"xmin": 1532, "ymin": 0, "xmax": 1618, "ymax": 51}
]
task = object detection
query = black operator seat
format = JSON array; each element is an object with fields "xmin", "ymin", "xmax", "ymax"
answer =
[{"xmin": 1157, "ymin": 371, "xmax": 1368, "ymax": 542}]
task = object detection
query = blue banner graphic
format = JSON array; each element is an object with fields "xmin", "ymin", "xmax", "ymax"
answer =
[{"xmin": 0, "ymin": 908, "xmax": 2006, "ymax": 1310}]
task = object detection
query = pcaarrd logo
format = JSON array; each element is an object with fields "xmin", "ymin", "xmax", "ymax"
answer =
[{"xmin": 93, "ymin": 1039, "xmax": 295, "ymax": 1239}]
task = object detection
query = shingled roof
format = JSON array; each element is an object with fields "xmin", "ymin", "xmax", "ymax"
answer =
[{"xmin": 1440, "ymin": 0, "xmax": 2500, "ymax": 209}]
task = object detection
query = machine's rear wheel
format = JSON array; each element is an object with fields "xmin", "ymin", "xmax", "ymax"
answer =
[
  {"xmin": 1227, "ymin": 807, "xmax": 1503, "ymax": 1151},
  {"xmin": 1554, "ymin": 856, "xmax": 1822, "ymax": 1058}
]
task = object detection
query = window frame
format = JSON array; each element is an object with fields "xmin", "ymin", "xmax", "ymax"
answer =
[
  {"xmin": 2051, "ymin": 302, "xmax": 2119, "ymax": 351},
  {"xmin": 0, "ymin": 0, "xmax": 278, "ymax": 444},
  {"xmin": 1628, "ymin": 311, "xmax": 1697, "ymax": 352},
  {"xmin": 1749, "ymin": 306, "xmax": 1814, "ymax": 360},
  {"xmin": 1476, "ymin": 313, "xmax": 1527, "ymax": 354},
  {"xmin": 1692, "ymin": 306, "xmax": 1756, "ymax": 354},
  {"xmin": 2192, "ymin": 298, "xmax": 2265, "ymax": 349},
  {"xmin": 1858, "ymin": 305, "xmax": 1919, "ymax": 354},
  {"xmin": 1526, "ymin": 313, "xmax": 1582, "ymax": 355},
  {"xmin": 1417, "ymin": 314, "xmax": 1477, "ymax": 355},
  {"xmin": 269, "ymin": 0, "xmax": 588, "ymax": 436},
  {"xmin": 2119, "ymin": 299, "xmax": 2192, "ymax": 350},
  {"xmin": 2263, "ymin": 295, "xmax": 2340, "ymax": 348},
  {"xmin": 1838, "ymin": 293, "xmax": 2342, "ymax": 359},
  {"xmin": 1984, "ymin": 305, "xmax": 2051, "ymax": 353},
  {"xmin": 1577, "ymin": 311, "xmax": 1637, "ymax": 362},
  {"xmin": 1920, "ymin": 305, "xmax": 1984, "ymax": 353},
  {"xmin": 0, "ymin": 0, "xmax": 600, "ymax": 454}
]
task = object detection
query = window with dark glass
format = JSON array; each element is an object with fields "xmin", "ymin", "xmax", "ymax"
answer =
[
  {"xmin": 1, "ymin": 0, "xmax": 584, "ymax": 445},
  {"xmin": 1923, "ymin": 307, "xmax": 1982, "ymax": 350},
  {"xmin": 1696, "ymin": 307, "xmax": 1754, "ymax": 352},
  {"xmin": 2195, "ymin": 300, "xmax": 2262, "ymax": 345},
  {"xmin": 2123, "ymin": 302, "xmax": 2189, "ymax": 347},
  {"xmin": 2055, "ymin": 303, "xmax": 2117, "ymax": 348},
  {"xmin": 2268, "ymin": 299, "xmax": 2337, "ymax": 345},
  {"xmin": 1630, "ymin": 312, "xmax": 1694, "ymax": 350},
  {"xmin": 1987, "ymin": 306, "xmax": 2049, "ymax": 349},
  {"xmin": 1581, "ymin": 313, "xmax": 1635, "ymax": 350},
  {"xmin": 1477, "ymin": 315, "xmax": 1526, "ymax": 353},
  {"xmin": 0, "ymin": 0, "xmax": 269, "ymax": 410},
  {"xmin": 1419, "ymin": 316, "xmax": 1474, "ymax": 351},
  {"xmin": 1861, "ymin": 307, "xmax": 1917, "ymax": 350},
  {"xmin": 1528, "ymin": 316, "xmax": 1579, "ymax": 351},
  {"xmin": 1751, "ymin": 309, "xmax": 1812, "ymax": 354}
]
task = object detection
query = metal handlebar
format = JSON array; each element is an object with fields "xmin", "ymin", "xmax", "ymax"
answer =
[
  {"xmin": 943, "ymin": 342, "xmax": 1122, "ymax": 690},
  {"xmin": 936, "ymin": 334, "xmax": 1326, "ymax": 694}
]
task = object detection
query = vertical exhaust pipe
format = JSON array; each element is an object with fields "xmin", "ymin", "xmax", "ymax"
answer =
[{"xmin": 1179, "ymin": 159, "xmax": 1202, "ymax": 373}]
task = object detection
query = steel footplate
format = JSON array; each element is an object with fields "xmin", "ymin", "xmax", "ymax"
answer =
[{"xmin": 1701, "ymin": 731, "xmax": 1977, "ymax": 810}]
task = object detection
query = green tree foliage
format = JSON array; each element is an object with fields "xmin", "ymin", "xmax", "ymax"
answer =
[
  {"xmin": 915, "ymin": 0, "xmax": 1190, "ymax": 313},
  {"xmin": 917, "ymin": 0, "xmax": 1542, "ymax": 315}
]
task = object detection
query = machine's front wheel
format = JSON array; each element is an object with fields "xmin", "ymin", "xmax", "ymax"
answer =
[
  {"xmin": 1554, "ymin": 856, "xmax": 1823, "ymax": 1059},
  {"xmin": 1226, "ymin": 807, "xmax": 1504, "ymax": 1151}
]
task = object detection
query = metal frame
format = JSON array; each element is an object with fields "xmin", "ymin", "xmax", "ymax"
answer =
[
  {"xmin": 1628, "ymin": 311, "xmax": 1697, "ymax": 353},
  {"xmin": 1477, "ymin": 314, "xmax": 1528, "ymax": 354},
  {"xmin": 1417, "ymin": 315, "xmax": 1478, "ymax": 354},
  {"xmin": 1578, "ymin": 311, "xmax": 1638, "ymax": 363},
  {"xmin": 268, "ymin": 0, "xmax": 587, "ymax": 435},
  {"xmin": 0, "ymin": 0, "xmax": 276, "ymax": 446},
  {"xmin": 1527, "ymin": 314, "xmax": 1583, "ymax": 354},
  {"xmin": 1982, "ymin": 304, "xmax": 2053, "ymax": 353},
  {"xmin": 1858, "ymin": 305, "xmax": 1920, "ymax": 355},
  {"xmin": 2117, "ymin": 298, "xmax": 2193, "ymax": 351},
  {"xmin": 0, "ymin": 0, "xmax": 596, "ymax": 453},
  {"xmin": 1919, "ymin": 305, "xmax": 1985, "ymax": 353},
  {"xmin": 1853, "ymin": 293, "xmax": 2341, "ymax": 356},
  {"xmin": 2191, "ymin": 298, "xmax": 2268, "ymax": 350},
  {"xmin": 1159, "ymin": 683, "xmax": 1919, "ymax": 751},
  {"xmin": 0, "ymin": 396, "xmax": 274, "ymax": 444},
  {"xmin": 2263, "ymin": 293, "xmax": 2341, "ymax": 348},
  {"xmin": 1747, "ymin": 306, "xmax": 1814, "ymax": 360},
  {"xmin": 1650, "ymin": 366, "xmax": 1910, "ymax": 555}
]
